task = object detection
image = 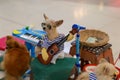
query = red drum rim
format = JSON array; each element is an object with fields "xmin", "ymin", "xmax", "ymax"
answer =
[{"xmin": 83, "ymin": 64, "xmax": 97, "ymax": 73}]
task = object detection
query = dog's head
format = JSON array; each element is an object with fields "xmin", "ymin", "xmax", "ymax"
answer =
[
  {"xmin": 41, "ymin": 14, "xmax": 63, "ymax": 34},
  {"xmin": 95, "ymin": 58, "xmax": 119, "ymax": 79},
  {"xmin": 6, "ymin": 36, "xmax": 28, "ymax": 51},
  {"xmin": 6, "ymin": 36, "xmax": 21, "ymax": 50},
  {"xmin": 6, "ymin": 35, "xmax": 24, "ymax": 50}
]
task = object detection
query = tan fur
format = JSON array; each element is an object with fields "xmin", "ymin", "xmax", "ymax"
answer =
[
  {"xmin": 1, "ymin": 36, "xmax": 30, "ymax": 80},
  {"xmin": 76, "ymin": 58, "xmax": 119, "ymax": 80}
]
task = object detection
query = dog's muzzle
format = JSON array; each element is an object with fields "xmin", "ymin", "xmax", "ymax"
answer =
[
  {"xmin": 6, "ymin": 46, "xmax": 8, "ymax": 49},
  {"xmin": 43, "ymin": 27, "xmax": 46, "ymax": 30},
  {"xmin": 6, "ymin": 46, "xmax": 13, "ymax": 50},
  {"xmin": 41, "ymin": 23, "xmax": 51, "ymax": 30}
]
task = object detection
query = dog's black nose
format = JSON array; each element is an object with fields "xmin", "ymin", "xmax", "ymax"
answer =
[
  {"xmin": 43, "ymin": 27, "xmax": 46, "ymax": 30},
  {"xmin": 6, "ymin": 47, "xmax": 8, "ymax": 49},
  {"xmin": 112, "ymin": 74, "xmax": 117, "ymax": 80}
]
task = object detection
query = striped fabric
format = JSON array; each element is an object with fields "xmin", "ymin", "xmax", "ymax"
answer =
[
  {"xmin": 89, "ymin": 73, "xmax": 97, "ymax": 80},
  {"xmin": 37, "ymin": 33, "xmax": 65, "ymax": 52}
]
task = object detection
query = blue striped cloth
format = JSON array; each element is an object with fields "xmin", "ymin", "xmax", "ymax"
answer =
[
  {"xmin": 89, "ymin": 73, "xmax": 97, "ymax": 80},
  {"xmin": 37, "ymin": 33, "xmax": 65, "ymax": 53}
]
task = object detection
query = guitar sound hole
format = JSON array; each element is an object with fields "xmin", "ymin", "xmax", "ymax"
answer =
[{"xmin": 50, "ymin": 49, "xmax": 54, "ymax": 55}]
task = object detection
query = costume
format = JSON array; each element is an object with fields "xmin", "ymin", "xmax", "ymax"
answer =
[{"xmin": 37, "ymin": 33, "xmax": 65, "ymax": 52}]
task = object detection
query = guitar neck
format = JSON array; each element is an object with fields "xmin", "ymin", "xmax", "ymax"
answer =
[{"xmin": 57, "ymin": 34, "xmax": 69, "ymax": 47}]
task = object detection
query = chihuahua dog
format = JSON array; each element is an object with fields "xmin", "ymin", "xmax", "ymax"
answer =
[{"xmin": 35, "ymin": 14, "xmax": 73, "ymax": 64}]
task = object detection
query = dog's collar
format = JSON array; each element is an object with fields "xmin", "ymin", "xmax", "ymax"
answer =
[
  {"xmin": 89, "ymin": 72, "xmax": 117, "ymax": 80},
  {"xmin": 89, "ymin": 73, "xmax": 97, "ymax": 80}
]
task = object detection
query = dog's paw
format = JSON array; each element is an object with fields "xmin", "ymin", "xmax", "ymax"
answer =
[
  {"xmin": 0, "ymin": 61, "xmax": 5, "ymax": 70},
  {"xmin": 70, "ymin": 74, "xmax": 75, "ymax": 79},
  {"xmin": 58, "ymin": 54, "xmax": 64, "ymax": 59},
  {"xmin": 51, "ymin": 60, "xmax": 56, "ymax": 64}
]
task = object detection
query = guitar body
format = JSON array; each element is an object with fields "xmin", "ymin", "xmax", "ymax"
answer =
[
  {"xmin": 38, "ymin": 53, "xmax": 52, "ymax": 65},
  {"xmin": 47, "ymin": 43, "xmax": 59, "ymax": 56},
  {"xmin": 38, "ymin": 43, "xmax": 59, "ymax": 65}
]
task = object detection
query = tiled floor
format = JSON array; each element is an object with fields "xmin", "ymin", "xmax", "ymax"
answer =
[{"xmin": 0, "ymin": 0, "xmax": 120, "ymax": 79}]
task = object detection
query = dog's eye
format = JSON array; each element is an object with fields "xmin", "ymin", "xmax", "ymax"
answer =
[
  {"xmin": 47, "ymin": 25, "xmax": 51, "ymax": 29},
  {"xmin": 41, "ymin": 23, "xmax": 46, "ymax": 27}
]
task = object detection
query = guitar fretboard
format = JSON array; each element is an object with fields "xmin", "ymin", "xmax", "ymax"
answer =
[{"xmin": 57, "ymin": 34, "xmax": 69, "ymax": 47}]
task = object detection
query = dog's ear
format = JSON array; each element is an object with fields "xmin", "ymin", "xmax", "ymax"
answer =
[
  {"xmin": 99, "ymin": 58, "xmax": 108, "ymax": 64},
  {"xmin": 43, "ymin": 14, "xmax": 49, "ymax": 20},
  {"xmin": 103, "ymin": 65, "xmax": 110, "ymax": 75},
  {"xmin": 6, "ymin": 35, "xmax": 14, "ymax": 40},
  {"xmin": 55, "ymin": 20, "xmax": 63, "ymax": 27},
  {"xmin": 14, "ymin": 41, "xmax": 21, "ymax": 48}
]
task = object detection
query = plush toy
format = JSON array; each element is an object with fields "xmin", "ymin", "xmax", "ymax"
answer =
[
  {"xmin": 76, "ymin": 58, "xmax": 119, "ymax": 80},
  {"xmin": 0, "ymin": 35, "xmax": 30, "ymax": 80},
  {"xmin": 35, "ymin": 14, "xmax": 74, "ymax": 64}
]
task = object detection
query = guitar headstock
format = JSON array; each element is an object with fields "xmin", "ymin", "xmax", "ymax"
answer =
[{"xmin": 70, "ymin": 24, "xmax": 86, "ymax": 35}]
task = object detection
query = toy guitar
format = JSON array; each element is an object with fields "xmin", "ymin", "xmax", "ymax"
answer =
[{"xmin": 37, "ymin": 24, "xmax": 85, "ymax": 65}]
